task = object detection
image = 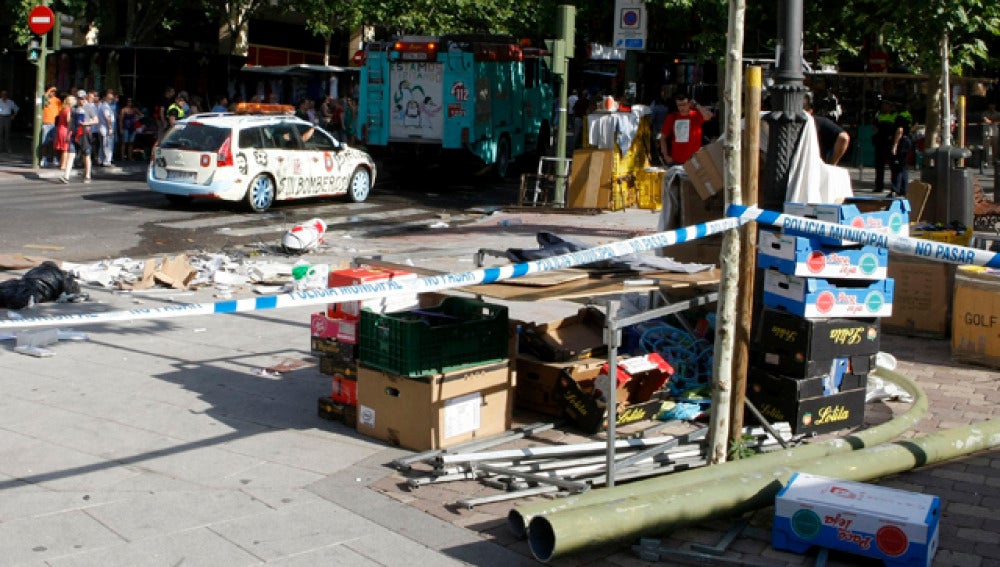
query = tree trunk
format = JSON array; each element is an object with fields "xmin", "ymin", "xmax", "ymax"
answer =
[{"xmin": 925, "ymin": 69, "xmax": 943, "ymax": 150}]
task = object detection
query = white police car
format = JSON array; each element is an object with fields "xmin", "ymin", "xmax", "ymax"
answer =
[{"xmin": 147, "ymin": 104, "xmax": 376, "ymax": 212}]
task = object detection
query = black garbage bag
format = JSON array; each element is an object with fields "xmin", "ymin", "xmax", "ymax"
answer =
[
  {"xmin": 0, "ymin": 261, "xmax": 81, "ymax": 309},
  {"xmin": 506, "ymin": 232, "xmax": 632, "ymax": 272}
]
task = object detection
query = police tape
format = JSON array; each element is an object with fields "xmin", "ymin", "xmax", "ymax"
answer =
[
  {"xmin": 0, "ymin": 216, "xmax": 744, "ymax": 330},
  {"xmin": 728, "ymin": 204, "xmax": 1000, "ymax": 269}
]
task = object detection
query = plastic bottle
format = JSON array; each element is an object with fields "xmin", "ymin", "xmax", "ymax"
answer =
[{"xmin": 291, "ymin": 260, "xmax": 311, "ymax": 280}]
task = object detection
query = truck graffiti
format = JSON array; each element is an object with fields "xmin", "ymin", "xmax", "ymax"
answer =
[{"xmin": 358, "ymin": 34, "xmax": 554, "ymax": 179}]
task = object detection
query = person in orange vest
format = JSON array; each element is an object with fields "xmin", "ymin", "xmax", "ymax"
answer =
[{"xmin": 40, "ymin": 86, "xmax": 62, "ymax": 167}]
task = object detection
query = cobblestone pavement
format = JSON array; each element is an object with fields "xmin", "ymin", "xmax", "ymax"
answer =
[{"xmin": 371, "ymin": 333, "xmax": 1000, "ymax": 567}]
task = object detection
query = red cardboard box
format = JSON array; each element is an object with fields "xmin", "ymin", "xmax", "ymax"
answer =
[
  {"xmin": 311, "ymin": 312, "xmax": 359, "ymax": 343},
  {"xmin": 327, "ymin": 266, "xmax": 418, "ymax": 318},
  {"xmin": 330, "ymin": 374, "xmax": 358, "ymax": 406}
]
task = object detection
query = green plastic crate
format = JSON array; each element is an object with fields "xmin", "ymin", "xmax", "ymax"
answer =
[{"xmin": 359, "ymin": 296, "xmax": 509, "ymax": 376}]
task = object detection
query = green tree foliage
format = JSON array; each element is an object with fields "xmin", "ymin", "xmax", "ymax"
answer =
[
  {"xmin": 3, "ymin": 0, "xmax": 997, "ymax": 75},
  {"xmin": 339, "ymin": 0, "xmax": 558, "ymax": 39}
]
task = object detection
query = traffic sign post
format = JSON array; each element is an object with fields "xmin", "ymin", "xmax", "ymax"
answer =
[
  {"xmin": 29, "ymin": 5, "xmax": 55, "ymax": 35},
  {"xmin": 28, "ymin": 4, "xmax": 54, "ymax": 170}
]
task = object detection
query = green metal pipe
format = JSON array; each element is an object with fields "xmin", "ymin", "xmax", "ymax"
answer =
[
  {"xmin": 528, "ymin": 417, "xmax": 1000, "ymax": 562},
  {"xmin": 508, "ymin": 367, "xmax": 926, "ymax": 538}
]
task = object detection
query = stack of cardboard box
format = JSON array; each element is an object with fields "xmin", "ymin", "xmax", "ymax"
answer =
[
  {"xmin": 748, "ymin": 198, "xmax": 909, "ymax": 434},
  {"xmin": 313, "ymin": 266, "xmax": 418, "ymax": 426},
  {"xmin": 354, "ymin": 296, "xmax": 514, "ymax": 451}
]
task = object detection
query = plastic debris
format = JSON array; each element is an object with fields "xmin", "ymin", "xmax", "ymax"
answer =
[
  {"xmin": 282, "ymin": 218, "xmax": 327, "ymax": 253},
  {"xmin": 866, "ymin": 374, "xmax": 913, "ymax": 403}
]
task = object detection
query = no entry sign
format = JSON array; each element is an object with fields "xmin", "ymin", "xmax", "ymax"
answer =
[{"xmin": 28, "ymin": 5, "xmax": 55, "ymax": 36}]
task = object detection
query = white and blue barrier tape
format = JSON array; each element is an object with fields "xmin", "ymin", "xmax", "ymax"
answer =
[
  {"xmin": 0, "ymin": 217, "xmax": 742, "ymax": 330},
  {"xmin": 728, "ymin": 204, "xmax": 1000, "ymax": 269},
  {"xmin": 8, "ymin": 204, "xmax": 992, "ymax": 331}
]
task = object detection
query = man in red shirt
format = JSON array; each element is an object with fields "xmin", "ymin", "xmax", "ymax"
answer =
[{"xmin": 660, "ymin": 91, "xmax": 714, "ymax": 165}]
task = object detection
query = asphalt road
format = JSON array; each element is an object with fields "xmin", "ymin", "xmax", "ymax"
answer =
[{"xmin": 0, "ymin": 165, "xmax": 521, "ymax": 264}]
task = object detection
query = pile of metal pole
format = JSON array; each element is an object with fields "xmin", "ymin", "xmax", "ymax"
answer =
[
  {"xmin": 507, "ymin": 367, "xmax": 997, "ymax": 563},
  {"xmin": 393, "ymin": 422, "xmax": 793, "ymax": 510}
]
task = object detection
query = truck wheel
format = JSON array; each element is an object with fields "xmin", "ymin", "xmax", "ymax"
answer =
[
  {"xmin": 536, "ymin": 122, "xmax": 551, "ymax": 159},
  {"xmin": 495, "ymin": 136, "xmax": 512, "ymax": 180},
  {"xmin": 245, "ymin": 174, "xmax": 276, "ymax": 213}
]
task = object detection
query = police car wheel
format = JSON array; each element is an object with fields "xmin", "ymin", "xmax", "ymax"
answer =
[
  {"xmin": 246, "ymin": 174, "xmax": 276, "ymax": 213},
  {"xmin": 348, "ymin": 167, "xmax": 371, "ymax": 203}
]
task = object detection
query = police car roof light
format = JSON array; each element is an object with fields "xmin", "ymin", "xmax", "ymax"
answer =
[{"xmin": 235, "ymin": 103, "xmax": 295, "ymax": 115}]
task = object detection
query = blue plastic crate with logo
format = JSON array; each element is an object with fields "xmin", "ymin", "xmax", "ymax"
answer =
[
  {"xmin": 757, "ymin": 230, "xmax": 888, "ymax": 280},
  {"xmin": 763, "ymin": 271, "xmax": 894, "ymax": 319},
  {"xmin": 783, "ymin": 199, "xmax": 910, "ymax": 247}
]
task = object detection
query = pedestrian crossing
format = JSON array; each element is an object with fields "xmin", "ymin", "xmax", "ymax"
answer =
[{"xmin": 0, "ymin": 177, "xmax": 475, "ymax": 244}]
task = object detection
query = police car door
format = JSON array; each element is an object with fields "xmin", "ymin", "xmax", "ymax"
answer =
[
  {"xmin": 297, "ymin": 124, "xmax": 343, "ymax": 196},
  {"xmin": 265, "ymin": 123, "xmax": 304, "ymax": 199}
]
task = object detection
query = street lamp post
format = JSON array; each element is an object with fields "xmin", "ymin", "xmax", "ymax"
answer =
[{"xmin": 760, "ymin": 0, "xmax": 808, "ymax": 212}]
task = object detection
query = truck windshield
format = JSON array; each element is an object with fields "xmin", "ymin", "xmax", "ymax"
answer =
[{"xmin": 160, "ymin": 124, "xmax": 230, "ymax": 151}]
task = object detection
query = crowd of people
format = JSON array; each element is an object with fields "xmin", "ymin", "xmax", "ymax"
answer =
[
  {"xmin": 34, "ymin": 87, "xmax": 152, "ymax": 183},
  {"xmin": 28, "ymin": 84, "xmax": 361, "ymax": 183}
]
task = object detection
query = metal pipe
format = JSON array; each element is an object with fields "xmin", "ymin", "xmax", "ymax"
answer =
[
  {"xmin": 436, "ymin": 434, "xmax": 681, "ymax": 466},
  {"xmin": 527, "ymin": 416, "xmax": 1000, "ymax": 562},
  {"xmin": 508, "ymin": 366, "xmax": 927, "ymax": 538}
]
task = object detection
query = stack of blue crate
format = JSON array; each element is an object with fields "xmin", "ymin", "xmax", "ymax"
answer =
[{"xmin": 747, "ymin": 197, "xmax": 910, "ymax": 435}]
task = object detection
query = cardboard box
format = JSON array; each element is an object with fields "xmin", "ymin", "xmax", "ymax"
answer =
[
  {"xmin": 514, "ymin": 356, "xmax": 605, "ymax": 417},
  {"xmin": 951, "ymin": 267, "xmax": 1000, "ymax": 368},
  {"xmin": 356, "ymin": 361, "xmax": 513, "ymax": 451},
  {"xmin": 555, "ymin": 354, "xmax": 673, "ymax": 434},
  {"xmin": 750, "ymin": 351, "xmax": 876, "ymax": 380},
  {"xmin": 318, "ymin": 356, "xmax": 357, "ymax": 378},
  {"xmin": 310, "ymin": 312, "xmax": 359, "ymax": 343},
  {"xmin": 680, "ymin": 178, "xmax": 725, "ymax": 227},
  {"xmin": 757, "ymin": 230, "xmax": 888, "ymax": 280},
  {"xmin": 773, "ymin": 473, "xmax": 940, "ymax": 567},
  {"xmin": 310, "ymin": 337, "xmax": 359, "ymax": 362},
  {"xmin": 762, "ymin": 271, "xmax": 895, "ymax": 318},
  {"xmin": 517, "ymin": 307, "xmax": 607, "ymax": 362},
  {"xmin": 327, "ymin": 267, "xmax": 419, "ymax": 318},
  {"xmin": 746, "ymin": 386, "xmax": 866, "ymax": 435},
  {"xmin": 753, "ymin": 307, "xmax": 880, "ymax": 372},
  {"xmin": 883, "ymin": 253, "xmax": 955, "ymax": 338},
  {"xmin": 330, "ymin": 374, "xmax": 358, "ymax": 406},
  {"xmin": 683, "ymin": 139, "xmax": 724, "ymax": 200},
  {"xmin": 567, "ymin": 148, "xmax": 614, "ymax": 209},
  {"xmin": 318, "ymin": 395, "xmax": 358, "ymax": 428},
  {"xmin": 747, "ymin": 366, "xmax": 869, "ymax": 400},
  {"xmin": 662, "ymin": 234, "xmax": 723, "ymax": 266},
  {"xmin": 783, "ymin": 199, "xmax": 910, "ymax": 246}
]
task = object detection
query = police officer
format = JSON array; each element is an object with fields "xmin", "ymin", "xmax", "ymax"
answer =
[
  {"xmin": 872, "ymin": 98, "xmax": 912, "ymax": 194},
  {"xmin": 166, "ymin": 94, "xmax": 187, "ymax": 129}
]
